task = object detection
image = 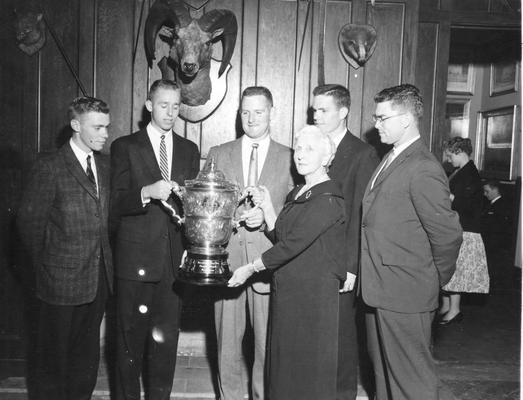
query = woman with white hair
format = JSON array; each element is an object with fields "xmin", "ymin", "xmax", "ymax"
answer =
[{"xmin": 229, "ymin": 125, "xmax": 347, "ymax": 399}]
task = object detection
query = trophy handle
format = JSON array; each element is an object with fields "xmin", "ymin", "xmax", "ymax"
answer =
[{"xmin": 161, "ymin": 200, "xmax": 184, "ymax": 224}]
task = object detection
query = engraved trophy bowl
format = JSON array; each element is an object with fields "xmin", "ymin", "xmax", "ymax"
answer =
[{"xmin": 172, "ymin": 159, "xmax": 239, "ymax": 285}]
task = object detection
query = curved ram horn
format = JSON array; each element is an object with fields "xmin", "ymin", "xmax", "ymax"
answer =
[
  {"xmin": 144, "ymin": 0, "xmax": 191, "ymax": 67},
  {"xmin": 198, "ymin": 10, "xmax": 238, "ymax": 77}
]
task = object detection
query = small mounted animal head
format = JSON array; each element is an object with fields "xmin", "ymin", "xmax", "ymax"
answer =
[
  {"xmin": 144, "ymin": 0, "xmax": 237, "ymax": 80},
  {"xmin": 338, "ymin": 23, "xmax": 377, "ymax": 69},
  {"xmin": 14, "ymin": 8, "xmax": 46, "ymax": 55}
]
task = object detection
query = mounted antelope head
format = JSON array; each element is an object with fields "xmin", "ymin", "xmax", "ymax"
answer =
[{"xmin": 144, "ymin": 0, "xmax": 237, "ymax": 107}]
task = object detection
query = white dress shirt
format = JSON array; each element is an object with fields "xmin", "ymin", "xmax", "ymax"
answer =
[{"xmin": 70, "ymin": 138, "xmax": 98, "ymax": 191}]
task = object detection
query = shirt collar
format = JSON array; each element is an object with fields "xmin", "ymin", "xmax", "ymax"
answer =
[
  {"xmin": 147, "ymin": 122, "xmax": 172, "ymax": 138},
  {"xmin": 69, "ymin": 137, "xmax": 93, "ymax": 160},
  {"xmin": 328, "ymin": 128, "xmax": 346, "ymax": 149},
  {"xmin": 242, "ymin": 133, "xmax": 270, "ymax": 147},
  {"xmin": 393, "ymin": 135, "xmax": 420, "ymax": 157}
]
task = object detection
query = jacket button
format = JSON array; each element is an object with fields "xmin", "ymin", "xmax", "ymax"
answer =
[{"xmin": 94, "ymin": 213, "xmax": 100, "ymax": 218}]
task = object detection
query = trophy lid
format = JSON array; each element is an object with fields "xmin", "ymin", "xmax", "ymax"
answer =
[{"xmin": 185, "ymin": 158, "xmax": 238, "ymax": 190}]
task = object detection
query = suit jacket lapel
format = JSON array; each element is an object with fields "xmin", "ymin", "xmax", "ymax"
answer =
[
  {"xmin": 370, "ymin": 139, "xmax": 422, "ymax": 191},
  {"xmin": 258, "ymin": 139, "xmax": 279, "ymax": 187},
  {"xmin": 62, "ymin": 144, "xmax": 98, "ymax": 200},
  {"xmin": 171, "ymin": 133, "xmax": 187, "ymax": 182},
  {"xmin": 329, "ymin": 137, "xmax": 349, "ymax": 179},
  {"xmin": 94, "ymin": 154, "xmax": 108, "ymax": 205},
  {"xmin": 136, "ymin": 130, "xmax": 163, "ymax": 182},
  {"xmin": 229, "ymin": 139, "xmax": 244, "ymax": 189}
]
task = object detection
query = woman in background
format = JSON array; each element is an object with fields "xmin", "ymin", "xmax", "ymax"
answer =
[
  {"xmin": 439, "ymin": 137, "xmax": 489, "ymax": 325},
  {"xmin": 229, "ymin": 125, "xmax": 347, "ymax": 399}
]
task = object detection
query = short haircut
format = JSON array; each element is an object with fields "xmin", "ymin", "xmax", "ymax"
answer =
[
  {"xmin": 294, "ymin": 125, "xmax": 336, "ymax": 167},
  {"xmin": 241, "ymin": 86, "xmax": 273, "ymax": 107},
  {"xmin": 443, "ymin": 137, "xmax": 473, "ymax": 156},
  {"xmin": 483, "ymin": 180, "xmax": 501, "ymax": 192},
  {"xmin": 68, "ymin": 96, "xmax": 109, "ymax": 121},
  {"xmin": 147, "ymin": 79, "xmax": 180, "ymax": 100},
  {"xmin": 313, "ymin": 84, "xmax": 351, "ymax": 111},
  {"xmin": 374, "ymin": 84, "xmax": 423, "ymax": 119}
]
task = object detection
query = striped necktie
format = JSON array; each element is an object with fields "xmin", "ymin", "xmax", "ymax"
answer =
[
  {"xmin": 86, "ymin": 155, "xmax": 97, "ymax": 194},
  {"xmin": 160, "ymin": 134, "xmax": 170, "ymax": 181}
]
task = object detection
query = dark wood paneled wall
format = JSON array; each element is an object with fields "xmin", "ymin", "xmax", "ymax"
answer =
[{"xmin": 0, "ymin": 0, "xmax": 420, "ymax": 363}]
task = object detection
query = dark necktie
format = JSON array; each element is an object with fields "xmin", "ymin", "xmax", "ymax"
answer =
[
  {"xmin": 86, "ymin": 155, "xmax": 97, "ymax": 194},
  {"xmin": 247, "ymin": 143, "xmax": 259, "ymax": 187},
  {"xmin": 160, "ymin": 134, "xmax": 170, "ymax": 181}
]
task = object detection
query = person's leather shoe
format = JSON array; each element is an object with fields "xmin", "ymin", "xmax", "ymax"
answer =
[{"xmin": 438, "ymin": 312, "xmax": 463, "ymax": 325}]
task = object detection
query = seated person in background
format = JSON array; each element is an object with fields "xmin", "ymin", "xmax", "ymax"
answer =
[
  {"xmin": 482, "ymin": 180, "xmax": 513, "ymax": 251},
  {"xmin": 481, "ymin": 180, "xmax": 514, "ymax": 287},
  {"xmin": 229, "ymin": 125, "xmax": 348, "ymax": 400}
]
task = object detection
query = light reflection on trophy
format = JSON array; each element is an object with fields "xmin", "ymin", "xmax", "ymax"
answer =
[{"xmin": 168, "ymin": 160, "xmax": 240, "ymax": 285}]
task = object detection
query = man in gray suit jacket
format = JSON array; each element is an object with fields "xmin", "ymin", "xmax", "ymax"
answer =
[
  {"xmin": 17, "ymin": 97, "xmax": 113, "ymax": 400},
  {"xmin": 360, "ymin": 84, "xmax": 462, "ymax": 400},
  {"xmin": 207, "ymin": 87, "xmax": 295, "ymax": 400}
]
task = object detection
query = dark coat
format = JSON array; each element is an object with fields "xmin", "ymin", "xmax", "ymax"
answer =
[
  {"xmin": 109, "ymin": 129, "xmax": 200, "ymax": 282},
  {"xmin": 361, "ymin": 139, "xmax": 462, "ymax": 313},
  {"xmin": 328, "ymin": 130, "xmax": 380, "ymax": 274},
  {"xmin": 449, "ymin": 160, "xmax": 483, "ymax": 233},
  {"xmin": 262, "ymin": 180, "xmax": 347, "ymax": 400},
  {"xmin": 17, "ymin": 143, "xmax": 113, "ymax": 305}
]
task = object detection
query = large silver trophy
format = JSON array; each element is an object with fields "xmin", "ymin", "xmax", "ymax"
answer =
[{"xmin": 164, "ymin": 160, "xmax": 240, "ymax": 285}]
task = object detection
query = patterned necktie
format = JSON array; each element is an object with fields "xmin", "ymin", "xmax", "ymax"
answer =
[
  {"xmin": 86, "ymin": 155, "xmax": 98, "ymax": 195},
  {"xmin": 247, "ymin": 143, "xmax": 259, "ymax": 187},
  {"xmin": 160, "ymin": 134, "xmax": 170, "ymax": 181}
]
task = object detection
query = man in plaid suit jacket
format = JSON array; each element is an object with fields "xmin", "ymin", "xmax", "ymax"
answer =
[{"xmin": 17, "ymin": 97, "xmax": 113, "ymax": 400}]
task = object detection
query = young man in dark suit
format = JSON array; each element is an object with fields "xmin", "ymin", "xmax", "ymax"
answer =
[
  {"xmin": 312, "ymin": 84, "xmax": 379, "ymax": 400},
  {"xmin": 361, "ymin": 84, "xmax": 462, "ymax": 400},
  {"xmin": 110, "ymin": 79, "xmax": 200, "ymax": 400},
  {"xmin": 17, "ymin": 96, "xmax": 113, "ymax": 400}
]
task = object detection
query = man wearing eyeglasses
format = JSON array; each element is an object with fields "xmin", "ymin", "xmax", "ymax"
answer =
[
  {"xmin": 360, "ymin": 84, "xmax": 462, "ymax": 400},
  {"xmin": 312, "ymin": 84, "xmax": 379, "ymax": 400}
]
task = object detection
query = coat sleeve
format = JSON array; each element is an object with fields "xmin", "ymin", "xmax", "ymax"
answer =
[
  {"xmin": 345, "ymin": 146, "xmax": 380, "ymax": 274},
  {"xmin": 261, "ymin": 196, "xmax": 344, "ymax": 270},
  {"xmin": 410, "ymin": 162, "xmax": 463, "ymax": 286},
  {"xmin": 16, "ymin": 157, "xmax": 55, "ymax": 264},
  {"xmin": 110, "ymin": 138, "xmax": 149, "ymax": 220}
]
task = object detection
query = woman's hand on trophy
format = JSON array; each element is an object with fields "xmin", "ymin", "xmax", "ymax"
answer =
[
  {"xmin": 251, "ymin": 185, "xmax": 273, "ymax": 211},
  {"xmin": 228, "ymin": 264, "xmax": 255, "ymax": 287},
  {"xmin": 240, "ymin": 207, "xmax": 264, "ymax": 229}
]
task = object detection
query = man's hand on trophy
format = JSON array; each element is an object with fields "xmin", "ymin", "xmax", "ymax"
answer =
[
  {"xmin": 169, "ymin": 180, "xmax": 182, "ymax": 195},
  {"xmin": 228, "ymin": 264, "xmax": 255, "ymax": 287},
  {"xmin": 178, "ymin": 250, "xmax": 187, "ymax": 269},
  {"xmin": 143, "ymin": 180, "xmax": 173, "ymax": 201}
]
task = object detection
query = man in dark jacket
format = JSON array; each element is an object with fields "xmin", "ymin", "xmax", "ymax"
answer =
[
  {"xmin": 312, "ymin": 84, "xmax": 380, "ymax": 400},
  {"xmin": 110, "ymin": 79, "xmax": 200, "ymax": 400},
  {"xmin": 17, "ymin": 96, "xmax": 113, "ymax": 400}
]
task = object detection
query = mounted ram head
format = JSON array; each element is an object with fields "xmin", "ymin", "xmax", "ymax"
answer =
[{"xmin": 145, "ymin": 0, "xmax": 237, "ymax": 106}]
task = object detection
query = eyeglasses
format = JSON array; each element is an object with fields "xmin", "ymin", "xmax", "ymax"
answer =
[{"xmin": 372, "ymin": 113, "xmax": 406, "ymax": 124}]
